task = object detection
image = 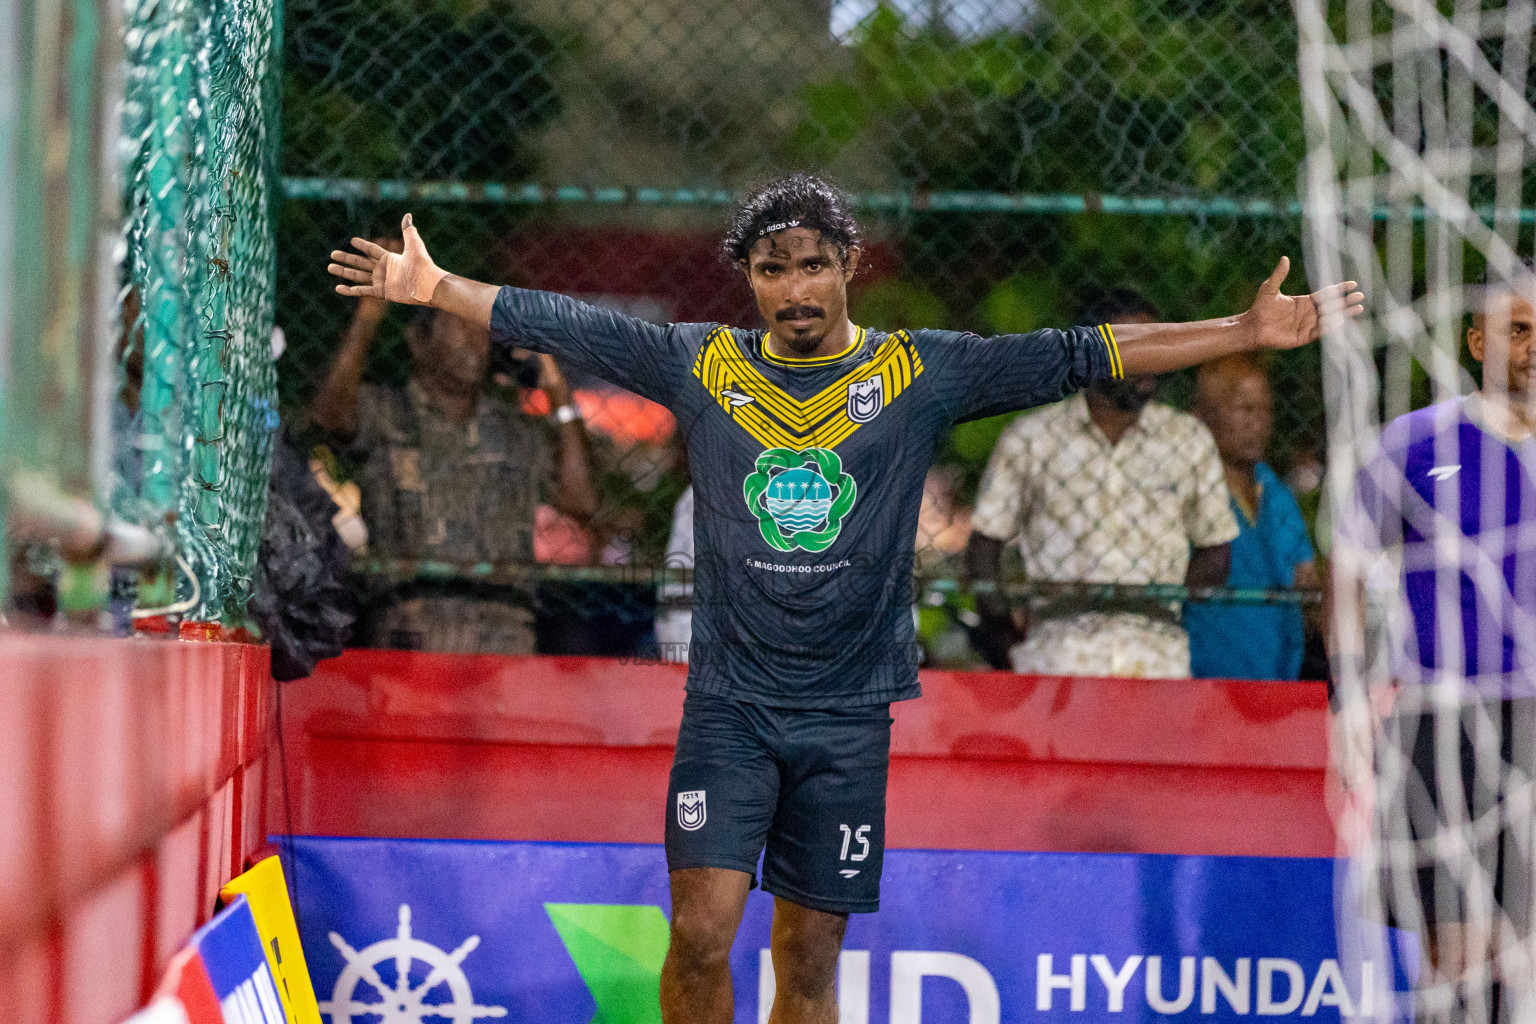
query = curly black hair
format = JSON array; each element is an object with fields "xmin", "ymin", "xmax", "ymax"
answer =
[{"xmin": 721, "ymin": 174, "xmax": 861, "ymax": 266}]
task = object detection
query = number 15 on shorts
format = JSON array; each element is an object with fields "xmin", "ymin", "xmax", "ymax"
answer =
[{"xmin": 839, "ymin": 824, "xmax": 870, "ymax": 877}]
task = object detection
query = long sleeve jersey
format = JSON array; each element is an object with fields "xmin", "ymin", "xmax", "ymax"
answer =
[{"xmin": 490, "ymin": 287, "xmax": 1119, "ymax": 707}]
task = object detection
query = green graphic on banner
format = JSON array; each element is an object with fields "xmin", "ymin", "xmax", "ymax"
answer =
[{"xmin": 545, "ymin": 903, "xmax": 669, "ymax": 1024}]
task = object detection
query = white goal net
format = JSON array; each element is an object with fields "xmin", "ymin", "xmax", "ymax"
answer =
[{"xmin": 1299, "ymin": 0, "xmax": 1536, "ymax": 1018}]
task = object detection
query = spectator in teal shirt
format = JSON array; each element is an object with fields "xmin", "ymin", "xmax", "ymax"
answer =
[{"xmin": 1185, "ymin": 355, "xmax": 1318, "ymax": 680}]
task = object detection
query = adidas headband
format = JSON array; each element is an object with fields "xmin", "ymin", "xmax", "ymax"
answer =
[{"xmin": 752, "ymin": 218, "xmax": 829, "ymax": 244}]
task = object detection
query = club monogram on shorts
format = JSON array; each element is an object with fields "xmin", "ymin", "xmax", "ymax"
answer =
[{"xmin": 677, "ymin": 790, "xmax": 707, "ymax": 831}]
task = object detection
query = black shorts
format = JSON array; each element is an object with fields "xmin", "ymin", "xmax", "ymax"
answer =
[
  {"xmin": 664, "ymin": 692, "xmax": 892, "ymax": 915},
  {"xmin": 1376, "ymin": 697, "xmax": 1536, "ymax": 933}
]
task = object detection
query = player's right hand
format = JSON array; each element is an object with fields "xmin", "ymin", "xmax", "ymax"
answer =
[{"xmin": 328, "ymin": 213, "xmax": 447, "ymax": 306}]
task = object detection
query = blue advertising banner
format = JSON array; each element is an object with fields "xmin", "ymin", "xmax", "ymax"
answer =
[{"xmin": 285, "ymin": 837, "xmax": 1413, "ymax": 1024}]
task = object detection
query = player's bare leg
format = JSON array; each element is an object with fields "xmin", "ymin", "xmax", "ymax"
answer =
[
  {"xmin": 1425, "ymin": 921, "xmax": 1516, "ymax": 1017},
  {"xmin": 768, "ymin": 898, "xmax": 847, "ymax": 1024},
  {"xmin": 661, "ymin": 867, "xmax": 751, "ymax": 1024}
]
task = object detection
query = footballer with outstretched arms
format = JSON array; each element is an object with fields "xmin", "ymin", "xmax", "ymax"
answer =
[{"xmin": 328, "ymin": 174, "xmax": 1362, "ymax": 1024}]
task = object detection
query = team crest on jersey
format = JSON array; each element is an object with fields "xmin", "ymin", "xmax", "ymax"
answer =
[
  {"xmin": 677, "ymin": 790, "xmax": 706, "ymax": 831},
  {"xmin": 846, "ymin": 377, "xmax": 884, "ymax": 423},
  {"xmin": 742, "ymin": 447, "xmax": 857, "ymax": 553}
]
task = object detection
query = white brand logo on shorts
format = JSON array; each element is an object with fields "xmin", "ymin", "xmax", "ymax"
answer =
[{"xmin": 677, "ymin": 790, "xmax": 707, "ymax": 831}]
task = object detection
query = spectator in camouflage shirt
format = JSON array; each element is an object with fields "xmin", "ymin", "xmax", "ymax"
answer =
[{"xmin": 311, "ymin": 264, "xmax": 597, "ymax": 654}]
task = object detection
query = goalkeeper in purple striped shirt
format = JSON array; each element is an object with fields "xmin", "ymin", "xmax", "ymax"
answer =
[{"xmin": 1346, "ymin": 267, "xmax": 1536, "ymax": 1020}]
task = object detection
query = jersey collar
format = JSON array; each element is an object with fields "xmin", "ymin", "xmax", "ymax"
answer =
[
  {"xmin": 759, "ymin": 326, "xmax": 868, "ymax": 368},
  {"xmin": 1466, "ymin": 392, "xmax": 1536, "ymax": 445}
]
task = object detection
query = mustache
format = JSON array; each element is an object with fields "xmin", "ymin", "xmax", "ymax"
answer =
[{"xmin": 776, "ymin": 305, "xmax": 825, "ymax": 322}]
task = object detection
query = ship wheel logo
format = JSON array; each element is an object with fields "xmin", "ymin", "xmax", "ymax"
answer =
[{"xmin": 318, "ymin": 904, "xmax": 508, "ymax": 1024}]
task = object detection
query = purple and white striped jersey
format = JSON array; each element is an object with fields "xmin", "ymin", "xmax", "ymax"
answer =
[{"xmin": 1349, "ymin": 396, "xmax": 1536, "ymax": 695}]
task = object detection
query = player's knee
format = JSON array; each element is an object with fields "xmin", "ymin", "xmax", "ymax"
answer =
[
  {"xmin": 771, "ymin": 944, "xmax": 840, "ymax": 1002},
  {"xmin": 770, "ymin": 908, "xmax": 846, "ymax": 998},
  {"xmin": 667, "ymin": 909, "xmax": 736, "ymax": 974}
]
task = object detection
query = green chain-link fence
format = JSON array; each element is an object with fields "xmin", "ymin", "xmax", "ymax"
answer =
[
  {"xmin": 274, "ymin": 0, "xmax": 1326, "ymax": 666},
  {"xmin": 3, "ymin": 0, "xmax": 281, "ymax": 625},
  {"xmin": 13, "ymin": 0, "xmax": 1440, "ymax": 668},
  {"xmin": 193, "ymin": 0, "xmax": 1535, "ymax": 666},
  {"xmin": 115, "ymin": 0, "xmax": 282, "ymax": 621}
]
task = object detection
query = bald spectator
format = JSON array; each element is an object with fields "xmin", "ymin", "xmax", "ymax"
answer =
[
  {"xmin": 1185, "ymin": 355, "xmax": 1318, "ymax": 680},
  {"xmin": 654, "ymin": 484, "xmax": 694, "ymax": 663}
]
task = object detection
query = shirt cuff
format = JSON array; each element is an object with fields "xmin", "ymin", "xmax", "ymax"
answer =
[{"xmin": 1096, "ymin": 324, "xmax": 1124, "ymax": 380}]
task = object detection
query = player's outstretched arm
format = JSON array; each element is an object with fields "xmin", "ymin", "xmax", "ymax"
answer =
[
  {"xmin": 327, "ymin": 213, "xmax": 499, "ymax": 327},
  {"xmin": 329, "ymin": 213, "xmax": 685, "ymax": 408},
  {"xmin": 1112, "ymin": 257, "xmax": 1364, "ymax": 375}
]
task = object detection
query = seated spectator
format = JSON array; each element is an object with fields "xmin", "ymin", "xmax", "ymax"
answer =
[
  {"xmin": 1185, "ymin": 355, "xmax": 1317, "ymax": 680},
  {"xmin": 915, "ymin": 466, "xmax": 979, "ymax": 668},
  {"xmin": 965, "ymin": 289, "xmax": 1238, "ymax": 678},
  {"xmin": 916, "ymin": 465, "xmax": 972, "ymax": 574},
  {"xmin": 654, "ymin": 484, "xmax": 694, "ymax": 663},
  {"xmin": 310, "ymin": 271, "xmax": 596, "ymax": 654}
]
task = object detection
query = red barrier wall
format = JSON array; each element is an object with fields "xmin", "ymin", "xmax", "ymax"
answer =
[
  {"xmin": 0, "ymin": 632, "xmax": 273, "ymax": 1024},
  {"xmin": 277, "ymin": 650, "xmax": 1335, "ymax": 858},
  {"xmin": 0, "ymin": 637, "xmax": 1333, "ymax": 1023}
]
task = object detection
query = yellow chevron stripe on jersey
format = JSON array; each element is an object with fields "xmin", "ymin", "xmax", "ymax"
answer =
[
  {"xmin": 729, "ymin": 327, "xmax": 897, "ymax": 428},
  {"xmin": 692, "ymin": 327, "xmax": 922, "ymax": 451}
]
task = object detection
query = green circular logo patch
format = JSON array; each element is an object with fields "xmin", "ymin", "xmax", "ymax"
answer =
[{"xmin": 742, "ymin": 447, "xmax": 857, "ymax": 552}]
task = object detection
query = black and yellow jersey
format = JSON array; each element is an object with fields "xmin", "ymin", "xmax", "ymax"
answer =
[{"xmin": 490, "ymin": 287, "xmax": 1120, "ymax": 707}]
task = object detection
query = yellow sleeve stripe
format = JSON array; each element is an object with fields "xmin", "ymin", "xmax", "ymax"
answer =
[{"xmin": 1097, "ymin": 323, "xmax": 1124, "ymax": 379}]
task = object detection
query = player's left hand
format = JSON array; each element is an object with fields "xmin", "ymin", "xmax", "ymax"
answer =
[{"xmin": 1244, "ymin": 256, "xmax": 1365, "ymax": 351}]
